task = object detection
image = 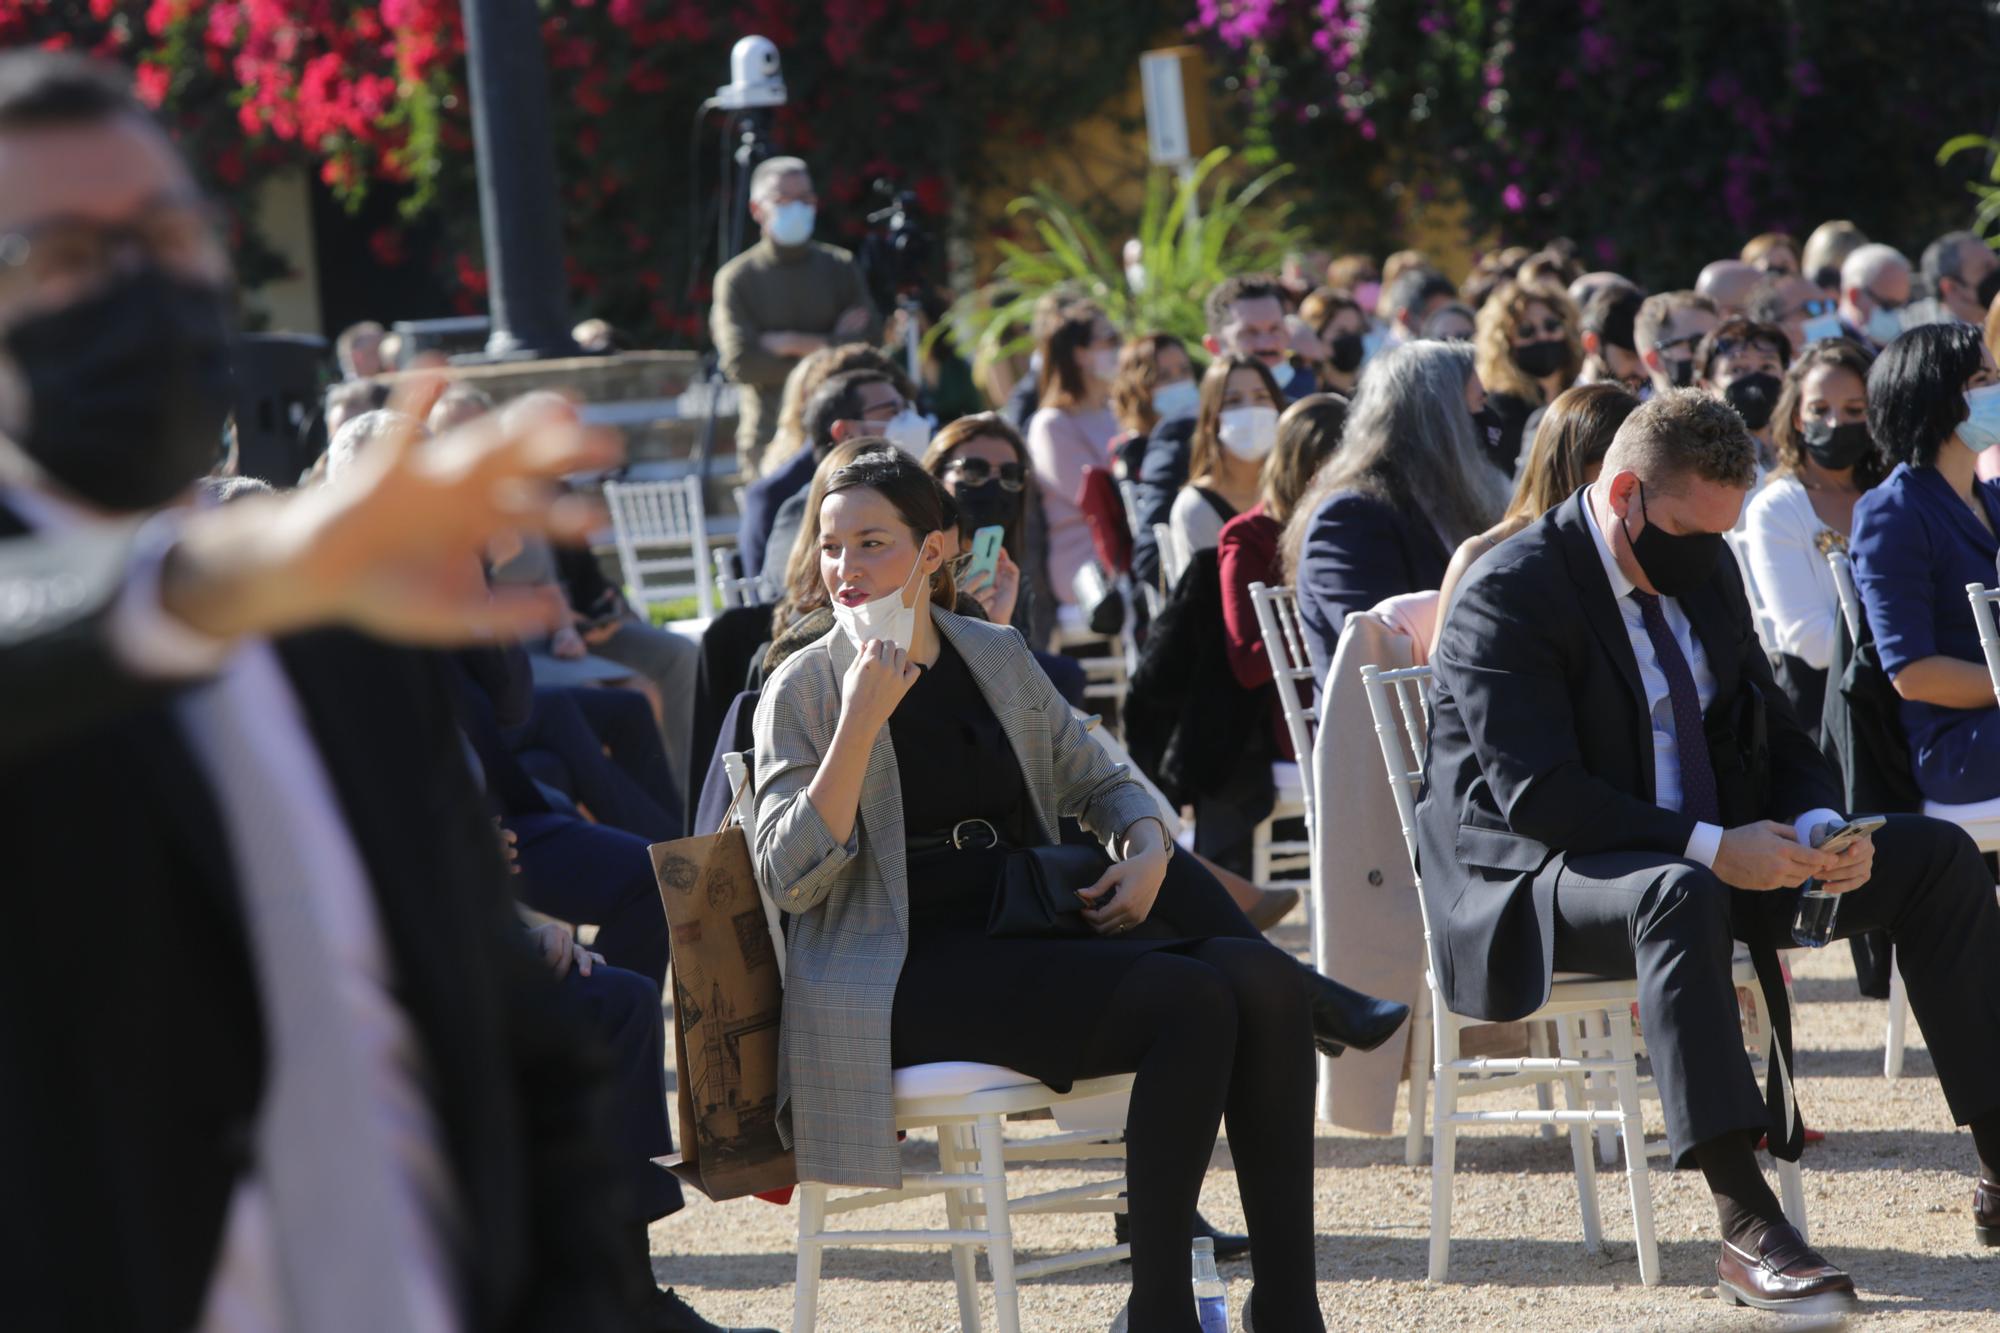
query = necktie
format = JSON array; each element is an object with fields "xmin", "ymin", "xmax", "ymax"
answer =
[{"xmin": 1629, "ymin": 588, "xmax": 1721, "ymax": 825}]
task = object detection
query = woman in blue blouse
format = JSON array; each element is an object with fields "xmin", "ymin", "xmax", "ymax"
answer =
[{"xmin": 1849, "ymin": 323, "xmax": 2000, "ymax": 804}]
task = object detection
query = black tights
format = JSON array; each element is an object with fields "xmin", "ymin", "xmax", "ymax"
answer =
[{"xmin": 1074, "ymin": 938, "xmax": 1322, "ymax": 1333}]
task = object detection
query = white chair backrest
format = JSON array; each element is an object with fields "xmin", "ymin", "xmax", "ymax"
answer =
[
  {"xmin": 722, "ymin": 750, "xmax": 786, "ymax": 981},
  {"xmin": 1117, "ymin": 478, "xmax": 1144, "ymax": 539},
  {"xmin": 1154, "ymin": 521, "xmax": 1188, "ymax": 587},
  {"xmin": 1358, "ymin": 663, "xmax": 1440, "ymax": 972},
  {"xmin": 1827, "ymin": 547, "xmax": 1862, "ymax": 642},
  {"xmin": 1250, "ymin": 582, "xmax": 1323, "ymax": 794},
  {"xmin": 603, "ymin": 477, "xmax": 715, "ymax": 619},
  {"xmin": 1970, "ymin": 582, "xmax": 2000, "ymax": 707}
]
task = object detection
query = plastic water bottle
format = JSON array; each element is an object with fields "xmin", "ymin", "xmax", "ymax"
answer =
[
  {"xmin": 1192, "ymin": 1235, "xmax": 1229, "ymax": 1333},
  {"xmin": 1792, "ymin": 881, "xmax": 1840, "ymax": 948}
]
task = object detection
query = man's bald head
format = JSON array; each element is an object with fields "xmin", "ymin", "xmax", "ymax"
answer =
[{"xmin": 1695, "ymin": 260, "xmax": 1760, "ymax": 317}]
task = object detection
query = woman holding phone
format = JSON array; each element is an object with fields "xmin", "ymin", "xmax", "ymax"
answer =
[{"xmin": 752, "ymin": 452, "xmax": 1403, "ymax": 1332}]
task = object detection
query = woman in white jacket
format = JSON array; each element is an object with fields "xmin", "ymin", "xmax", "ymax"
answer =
[{"xmin": 1740, "ymin": 338, "xmax": 1884, "ymax": 729}]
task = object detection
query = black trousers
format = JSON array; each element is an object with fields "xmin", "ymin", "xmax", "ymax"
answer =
[{"xmin": 1548, "ymin": 814, "xmax": 2000, "ymax": 1165}]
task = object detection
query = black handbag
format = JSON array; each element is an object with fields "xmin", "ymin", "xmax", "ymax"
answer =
[
  {"xmin": 986, "ymin": 843, "xmax": 1114, "ymax": 939},
  {"xmin": 1071, "ymin": 559, "xmax": 1126, "ymax": 637}
]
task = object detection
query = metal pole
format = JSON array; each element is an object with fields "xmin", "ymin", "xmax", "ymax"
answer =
[{"xmin": 461, "ymin": 0, "xmax": 576, "ymax": 359}]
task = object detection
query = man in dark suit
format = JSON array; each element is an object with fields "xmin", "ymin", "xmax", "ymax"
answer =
[
  {"xmin": 0, "ymin": 52, "xmax": 767, "ymax": 1333},
  {"xmin": 1418, "ymin": 389, "xmax": 2000, "ymax": 1312},
  {"xmin": 1130, "ymin": 274, "xmax": 1318, "ymax": 587}
]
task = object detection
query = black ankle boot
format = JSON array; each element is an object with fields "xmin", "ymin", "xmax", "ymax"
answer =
[{"xmin": 1299, "ymin": 965, "xmax": 1408, "ymax": 1058}]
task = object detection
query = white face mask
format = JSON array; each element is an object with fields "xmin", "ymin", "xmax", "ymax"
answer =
[
  {"xmin": 1152, "ymin": 378, "xmax": 1199, "ymax": 420},
  {"xmin": 767, "ymin": 200, "xmax": 816, "ymax": 247},
  {"xmin": 1217, "ymin": 405, "xmax": 1279, "ymax": 462},
  {"xmin": 1864, "ymin": 302, "xmax": 1903, "ymax": 346},
  {"xmin": 1267, "ymin": 358, "xmax": 1297, "ymax": 392},
  {"xmin": 880, "ymin": 408, "xmax": 932, "ymax": 457},
  {"xmin": 830, "ymin": 540, "xmax": 931, "ymax": 654}
]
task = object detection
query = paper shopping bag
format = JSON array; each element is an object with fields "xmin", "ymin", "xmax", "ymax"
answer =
[{"xmin": 649, "ymin": 822, "xmax": 795, "ymax": 1201}]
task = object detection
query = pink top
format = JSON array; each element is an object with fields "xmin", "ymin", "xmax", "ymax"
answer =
[{"xmin": 1026, "ymin": 404, "xmax": 1118, "ymax": 604}]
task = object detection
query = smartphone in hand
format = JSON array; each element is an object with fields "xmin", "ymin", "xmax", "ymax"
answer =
[{"xmin": 963, "ymin": 524, "xmax": 1004, "ymax": 589}]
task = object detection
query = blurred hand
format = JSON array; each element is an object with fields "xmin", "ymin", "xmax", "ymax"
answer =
[
  {"xmin": 1810, "ymin": 822, "xmax": 1876, "ymax": 895},
  {"xmin": 834, "ymin": 305, "xmax": 874, "ymax": 337},
  {"xmin": 1713, "ymin": 821, "xmax": 1837, "ymax": 891},
  {"xmin": 526, "ymin": 921, "xmax": 602, "ymax": 977},
  {"xmin": 162, "ymin": 377, "xmax": 620, "ymax": 644},
  {"xmin": 837, "ymin": 637, "xmax": 921, "ymax": 738},
  {"xmin": 1285, "ymin": 312, "xmax": 1327, "ymax": 363},
  {"xmin": 1077, "ymin": 847, "xmax": 1170, "ymax": 935},
  {"xmin": 495, "ymin": 819, "xmax": 520, "ymax": 875}
]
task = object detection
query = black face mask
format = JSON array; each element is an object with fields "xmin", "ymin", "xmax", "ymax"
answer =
[
  {"xmin": 1511, "ymin": 337, "xmax": 1568, "ymax": 380},
  {"xmin": 5, "ymin": 266, "xmax": 234, "ymax": 512},
  {"xmin": 950, "ymin": 477, "xmax": 1020, "ymax": 538},
  {"xmin": 1327, "ymin": 330, "xmax": 1365, "ymax": 374},
  {"xmin": 1801, "ymin": 419, "xmax": 1873, "ymax": 472},
  {"xmin": 1622, "ymin": 481, "xmax": 1724, "ymax": 599},
  {"xmin": 1979, "ymin": 267, "xmax": 2000, "ymax": 314},
  {"xmin": 1666, "ymin": 356, "xmax": 1698, "ymax": 390},
  {"xmin": 1722, "ymin": 372, "xmax": 1782, "ymax": 432}
]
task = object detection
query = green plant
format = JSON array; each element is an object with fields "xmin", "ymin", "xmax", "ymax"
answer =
[
  {"xmin": 1937, "ymin": 134, "xmax": 2000, "ymax": 245},
  {"xmin": 945, "ymin": 147, "xmax": 1304, "ymax": 367}
]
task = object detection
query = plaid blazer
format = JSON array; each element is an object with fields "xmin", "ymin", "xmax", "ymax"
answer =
[{"xmin": 751, "ymin": 608, "xmax": 1160, "ymax": 1185}]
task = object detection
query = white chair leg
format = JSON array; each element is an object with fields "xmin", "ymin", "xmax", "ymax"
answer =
[
  {"xmin": 1605, "ymin": 1010, "xmax": 1660, "ymax": 1287},
  {"xmin": 1251, "ymin": 817, "xmax": 1273, "ymax": 887},
  {"xmin": 940, "ymin": 1124, "xmax": 983, "ymax": 1333},
  {"xmin": 1426, "ymin": 1012, "xmax": 1460, "ymax": 1282},
  {"xmin": 1556, "ymin": 1016, "xmax": 1604, "ymax": 1253},
  {"xmin": 1528, "ymin": 1020, "xmax": 1556, "ymax": 1140},
  {"xmin": 1884, "ymin": 949, "xmax": 1908, "ymax": 1079},
  {"xmin": 793, "ymin": 1183, "xmax": 827, "ymax": 1333},
  {"xmin": 974, "ymin": 1114, "xmax": 1020, "ymax": 1333},
  {"xmin": 1776, "ymin": 1155, "xmax": 1809, "ymax": 1245},
  {"xmin": 1590, "ymin": 1011, "xmax": 1618, "ymax": 1167},
  {"xmin": 1404, "ymin": 984, "xmax": 1432, "ymax": 1166}
]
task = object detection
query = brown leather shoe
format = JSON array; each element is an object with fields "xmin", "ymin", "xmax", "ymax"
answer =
[
  {"xmin": 1977, "ymin": 1177, "xmax": 1999, "ymax": 1247},
  {"xmin": 1716, "ymin": 1224, "xmax": 1858, "ymax": 1314}
]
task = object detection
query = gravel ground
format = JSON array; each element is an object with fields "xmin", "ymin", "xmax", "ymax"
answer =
[{"xmin": 649, "ymin": 916, "xmax": 1998, "ymax": 1331}]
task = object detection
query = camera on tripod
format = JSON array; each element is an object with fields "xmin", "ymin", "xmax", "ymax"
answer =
[{"xmin": 860, "ymin": 180, "xmax": 932, "ymax": 311}]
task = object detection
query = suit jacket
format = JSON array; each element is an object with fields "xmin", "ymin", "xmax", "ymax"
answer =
[
  {"xmin": 1415, "ymin": 490, "xmax": 1840, "ymax": 1026},
  {"xmin": 750, "ymin": 609, "xmax": 1159, "ymax": 1186},
  {"xmin": 0, "ymin": 509, "xmax": 632, "ymax": 1332},
  {"xmin": 1295, "ymin": 488, "xmax": 1451, "ymax": 679}
]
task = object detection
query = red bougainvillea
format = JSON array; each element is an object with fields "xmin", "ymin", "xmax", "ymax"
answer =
[{"xmin": 16, "ymin": 0, "xmax": 1165, "ymax": 339}]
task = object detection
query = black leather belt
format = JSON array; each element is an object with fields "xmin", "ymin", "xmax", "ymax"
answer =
[{"xmin": 906, "ymin": 818, "xmax": 1004, "ymax": 854}]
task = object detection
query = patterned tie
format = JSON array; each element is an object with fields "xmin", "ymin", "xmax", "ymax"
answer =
[{"xmin": 1629, "ymin": 589, "xmax": 1721, "ymax": 825}]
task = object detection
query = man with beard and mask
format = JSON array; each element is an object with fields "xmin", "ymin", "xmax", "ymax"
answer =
[
  {"xmin": 1130, "ymin": 273, "xmax": 1317, "ymax": 589},
  {"xmin": 1903, "ymin": 229, "xmax": 2000, "ymax": 330},
  {"xmin": 0, "ymin": 52, "xmax": 770, "ymax": 1333},
  {"xmin": 750, "ymin": 367, "xmax": 918, "ymax": 582},
  {"xmin": 711, "ymin": 156, "xmax": 880, "ymax": 477},
  {"xmin": 1634, "ymin": 290, "xmax": 1721, "ymax": 399},
  {"xmin": 1695, "ymin": 316, "xmax": 1792, "ymax": 479},
  {"xmin": 1577, "ymin": 280, "xmax": 1650, "ymax": 393},
  {"xmin": 1419, "ymin": 388, "xmax": 2000, "ymax": 1315}
]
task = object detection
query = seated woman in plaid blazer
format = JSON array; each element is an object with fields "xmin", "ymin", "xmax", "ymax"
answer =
[{"xmin": 752, "ymin": 451, "xmax": 1401, "ymax": 1331}]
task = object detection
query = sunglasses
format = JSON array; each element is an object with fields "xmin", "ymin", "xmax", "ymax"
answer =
[
  {"xmin": 1516, "ymin": 317, "xmax": 1566, "ymax": 340},
  {"xmin": 943, "ymin": 457, "xmax": 1026, "ymax": 492}
]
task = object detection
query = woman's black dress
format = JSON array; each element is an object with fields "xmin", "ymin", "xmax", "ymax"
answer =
[{"xmin": 886, "ymin": 638, "xmax": 1205, "ymax": 1088}]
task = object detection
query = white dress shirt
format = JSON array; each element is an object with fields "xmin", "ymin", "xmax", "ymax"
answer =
[
  {"xmin": 1581, "ymin": 495, "xmax": 1837, "ymax": 865},
  {"xmin": 8, "ymin": 488, "xmax": 459, "ymax": 1333}
]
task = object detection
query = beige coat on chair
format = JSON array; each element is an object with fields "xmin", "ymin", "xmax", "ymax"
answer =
[{"xmin": 1312, "ymin": 611, "xmax": 1425, "ymax": 1133}]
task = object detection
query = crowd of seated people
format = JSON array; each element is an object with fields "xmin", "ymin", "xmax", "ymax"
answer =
[{"xmin": 28, "ymin": 40, "xmax": 2000, "ymax": 1327}]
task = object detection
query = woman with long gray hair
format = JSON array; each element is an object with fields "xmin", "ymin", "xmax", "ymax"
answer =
[{"xmin": 1280, "ymin": 339, "xmax": 1510, "ymax": 672}]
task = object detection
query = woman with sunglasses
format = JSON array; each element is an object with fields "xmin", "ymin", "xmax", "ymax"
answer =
[
  {"xmin": 1472, "ymin": 279, "xmax": 1583, "ymax": 477},
  {"xmin": 921, "ymin": 413, "xmax": 1033, "ymax": 631}
]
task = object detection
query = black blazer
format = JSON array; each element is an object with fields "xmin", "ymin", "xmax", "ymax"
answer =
[
  {"xmin": 1415, "ymin": 490, "xmax": 1841, "ymax": 1024},
  {"xmin": 0, "ymin": 510, "xmax": 634, "ymax": 1332}
]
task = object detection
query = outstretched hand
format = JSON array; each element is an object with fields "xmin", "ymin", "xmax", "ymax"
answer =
[{"xmin": 163, "ymin": 376, "xmax": 622, "ymax": 645}]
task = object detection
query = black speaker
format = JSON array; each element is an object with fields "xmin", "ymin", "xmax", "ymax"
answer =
[{"xmin": 231, "ymin": 332, "xmax": 330, "ymax": 485}]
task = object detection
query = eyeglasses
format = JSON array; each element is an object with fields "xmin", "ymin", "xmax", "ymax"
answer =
[
  {"xmin": 1656, "ymin": 332, "xmax": 1706, "ymax": 352},
  {"xmin": 858, "ymin": 395, "xmax": 908, "ymax": 422},
  {"xmin": 943, "ymin": 457, "xmax": 1026, "ymax": 491},
  {"xmin": 1516, "ymin": 317, "xmax": 1566, "ymax": 339},
  {"xmin": 1865, "ymin": 287, "xmax": 1908, "ymax": 311},
  {"xmin": 0, "ymin": 196, "xmax": 228, "ymax": 302},
  {"xmin": 1788, "ymin": 298, "xmax": 1835, "ymax": 320}
]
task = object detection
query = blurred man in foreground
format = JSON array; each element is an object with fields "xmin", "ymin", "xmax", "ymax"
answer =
[{"xmin": 0, "ymin": 51, "xmax": 767, "ymax": 1333}]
